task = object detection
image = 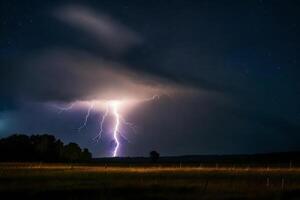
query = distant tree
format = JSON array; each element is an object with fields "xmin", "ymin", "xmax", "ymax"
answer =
[
  {"xmin": 63, "ymin": 142, "xmax": 83, "ymax": 162},
  {"xmin": 150, "ymin": 150, "xmax": 160, "ymax": 162},
  {"xmin": 55, "ymin": 139, "xmax": 65, "ymax": 161},
  {"xmin": 81, "ymin": 148, "xmax": 92, "ymax": 162}
]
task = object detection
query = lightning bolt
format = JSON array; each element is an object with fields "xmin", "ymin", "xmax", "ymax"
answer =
[
  {"xmin": 120, "ymin": 116, "xmax": 137, "ymax": 133},
  {"xmin": 111, "ymin": 102, "xmax": 120, "ymax": 157},
  {"xmin": 94, "ymin": 105, "xmax": 109, "ymax": 142},
  {"xmin": 143, "ymin": 95, "xmax": 160, "ymax": 102},
  {"xmin": 55, "ymin": 103, "xmax": 75, "ymax": 114},
  {"xmin": 94, "ymin": 101, "xmax": 122, "ymax": 157},
  {"xmin": 54, "ymin": 95, "xmax": 161, "ymax": 157},
  {"xmin": 78, "ymin": 102, "xmax": 94, "ymax": 132}
]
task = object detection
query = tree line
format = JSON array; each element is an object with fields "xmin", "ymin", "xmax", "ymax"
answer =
[{"xmin": 0, "ymin": 134, "xmax": 92, "ymax": 162}]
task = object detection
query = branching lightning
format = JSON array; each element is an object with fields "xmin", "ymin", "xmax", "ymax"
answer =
[
  {"xmin": 55, "ymin": 95, "xmax": 160, "ymax": 157},
  {"xmin": 94, "ymin": 101, "xmax": 122, "ymax": 156},
  {"xmin": 55, "ymin": 103, "xmax": 75, "ymax": 114},
  {"xmin": 78, "ymin": 102, "xmax": 94, "ymax": 132},
  {"xmin": 120, "ymin": 116, "xmax": 137, "ymax": 133},
  {"xmin": 111, "ymin": 101, "xmax": 120, "ymax": 157},
  {"xmin": 94, "ymin": 105, "xmax": 109, "ymax": 142}
]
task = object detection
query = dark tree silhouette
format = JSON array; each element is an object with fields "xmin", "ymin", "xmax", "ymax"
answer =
[
  {"xmin": 150, "ymin": 150, "xmax": 160, "ymax": 162},
  {"xmin": 63, "ymin": 143, "xmax": 83, "ymax": 162},
  {"xmin": 0, "ymin": 134, "xmax": 33, "ymax": 161},
  {"xmin": 30, "ymin": 134, "xmax": 63, "ymax": 161},
  {"xmin": 0, "ymin": 134, "xmax": 92, "ymax": 162},
  {"xmin": 82, "ymin": 148, "xmax": 92, "ymax": 162}
]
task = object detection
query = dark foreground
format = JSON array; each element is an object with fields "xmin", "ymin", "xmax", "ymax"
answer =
[{"xmin": 0, "ymin": 163, "xmax": 300, "ymax": 200}]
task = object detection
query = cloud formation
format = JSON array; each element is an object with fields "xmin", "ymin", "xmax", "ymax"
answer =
[
  {"xmin": 1, "ymin": 5, "xmax": 196, "ymax": 105},
  {"xmin": 55, "ymin": 5, "xmax": 142, "ymax": 53},
  {"xmin": 21, "ymin": 48, "xmax": 188, "ymax": 103}
]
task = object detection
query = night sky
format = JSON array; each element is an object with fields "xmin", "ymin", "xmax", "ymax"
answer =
[{"xmin": 1, "ymin": 0, "xmax": 299, "ymax": 157}]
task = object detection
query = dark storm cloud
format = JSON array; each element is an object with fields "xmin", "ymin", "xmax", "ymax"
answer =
[
  {"xmin": 21, "ymin": 48, "xmax": 193, "ymax": 102},
  {"xmin": 234, "ymin": 108, "xmax": 300, "ymax": 139},
  {"xmin": 0, "ymin": 4, "xmax": 198, "ymax": 105}
]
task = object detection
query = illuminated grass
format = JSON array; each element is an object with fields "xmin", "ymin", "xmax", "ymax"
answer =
[{"xmin": 0, "ymin": 163, "xmax": 299, "ymax": 199}]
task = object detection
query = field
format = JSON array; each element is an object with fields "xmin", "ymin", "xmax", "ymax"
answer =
[{"xmin": 0, "ymin": 163, "xmax": 300, "ymax": 200}]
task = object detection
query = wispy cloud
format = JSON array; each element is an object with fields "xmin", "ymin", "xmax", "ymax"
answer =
[
  {"xmin": 55, "ymin": 5, "xmax": 142, "ymax": 53},
  {"xmin": 21, "ymin": 48, "xmax": 186, "ymax": 102}
]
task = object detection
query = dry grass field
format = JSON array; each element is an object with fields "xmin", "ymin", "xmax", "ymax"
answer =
[{"xmin": 0, "ymin": 163, "xmax": 300, "ymax": 200}]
